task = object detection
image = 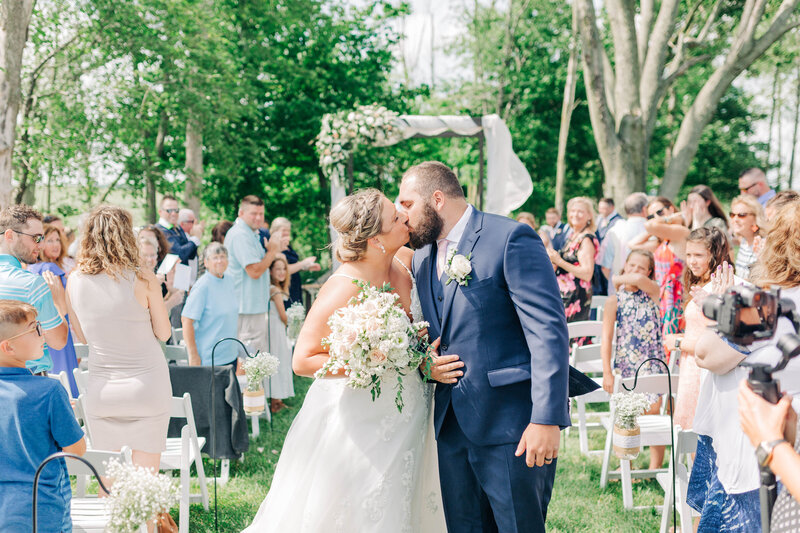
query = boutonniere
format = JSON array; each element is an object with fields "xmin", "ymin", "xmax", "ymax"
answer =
[{"xmin": 445, "ymin": 248, "xmax": 473, "ymax": 286}]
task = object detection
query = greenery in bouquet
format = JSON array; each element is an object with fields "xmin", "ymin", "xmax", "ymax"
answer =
[
  {"xmin": 105, "ymin": 459, "xmax": 179, "ymax": 533},
  {"xmin": 611, "ymin": 392, "xmax": 651, "ymax": 430},
  {"xmin": 318, "ymin": 281, "xmax": 432, "ymax": 412},
  {"xmin": 242, "ymin": 352, "xmax": 280, "ymax": 392},
  {"xmin": 286, "ymin": 302, "xmax": 306, "ymax": 340}
]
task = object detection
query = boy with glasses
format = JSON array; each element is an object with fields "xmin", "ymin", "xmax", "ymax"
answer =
[
  {"xmin": 0, "ymin": 205, "xmax": 69, "ymax": 375},
  {"xmin": 0, "ymin": 300, "xmax": 85, "ymax": 532}
]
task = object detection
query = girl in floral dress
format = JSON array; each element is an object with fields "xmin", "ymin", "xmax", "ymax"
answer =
[
  {"xmin": 601, "ymin": 249, "xmax": 666, "ymax": 470},
  {"xmin": 548, "ymin": 197, "xmax": 599, "ymax": 333}
]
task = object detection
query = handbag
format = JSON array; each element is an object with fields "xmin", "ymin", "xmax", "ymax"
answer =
[{"xmin": 156, "ymin": 512, "xmax": 178, "ymax": 533}]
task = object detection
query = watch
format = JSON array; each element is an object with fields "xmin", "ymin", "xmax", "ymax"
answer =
[
  {"xmin": 674, "ymin": 338, "xmax": 682, "ymax": 350},
  {"xmin": 756, "ymin": 439, "xmax": 787, "ymax": 467}
]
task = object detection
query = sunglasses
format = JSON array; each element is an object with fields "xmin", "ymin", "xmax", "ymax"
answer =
[
  {"xmin": 729, "ymin": 212, "xmax": 754, "ymax": 219},
  {"xmin": 164, "ymin": 208, "xmax": 180, "ymax": 214},
  {"xmin": 12, "ymin": 230, "xmax": 44, "ymax": 243},
  {"xmin": 739, "ymin": 183, "xmax": 758, "ymax": 194},
  {"xmin": 6, "ymin": 321, "xmax": 43, "ymax": 341}
]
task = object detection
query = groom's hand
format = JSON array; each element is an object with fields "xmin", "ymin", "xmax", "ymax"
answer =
[
  {"xmin": 515, "ymin": 423, "xmax": 560, "ymax": 467},
  {"xmin": 427, "ymin": 338, "xmax": 465, "ymax": 384}
]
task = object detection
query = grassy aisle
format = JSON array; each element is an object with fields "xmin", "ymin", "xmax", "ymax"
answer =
[{"xmin": 185, "ymin": 376, "xmax": 662, "ymax": 532}]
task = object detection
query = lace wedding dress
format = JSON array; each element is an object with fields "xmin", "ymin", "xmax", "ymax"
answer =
[{"xmin": 242, "ymin": 263, "xmax": 446, "ymax": 533}]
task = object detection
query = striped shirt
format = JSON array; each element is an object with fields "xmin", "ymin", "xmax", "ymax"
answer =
[
  {"xmin": 0, "ymin": 255, "xmax": 64, "ymax": 373},
  {"xmin": 735, "ymin": 241, "xmax": 757, "ymax": 280}
]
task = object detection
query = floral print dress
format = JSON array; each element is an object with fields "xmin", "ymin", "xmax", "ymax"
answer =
[
  {"xmin": 556, "ymin": 232, "xmax": 599, "ymax": 324},
  {"xmin": 614, "ymin": 288, "xmax": 666, "ymax": 401}
]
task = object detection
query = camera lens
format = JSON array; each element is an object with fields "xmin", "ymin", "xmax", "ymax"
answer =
[{"xmin": 702, "ymin": 295, "xmax": 722, "ymax": 321}]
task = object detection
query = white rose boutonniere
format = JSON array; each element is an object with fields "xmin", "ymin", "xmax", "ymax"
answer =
[{"xmin": 445, "ymin": 248, "xmax": 473, "ymax": 286}]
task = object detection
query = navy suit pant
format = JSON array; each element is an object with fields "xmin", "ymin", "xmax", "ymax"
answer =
[{"xmin": 437, "ymin": 406, "xmax": 556, "ymax": 533}]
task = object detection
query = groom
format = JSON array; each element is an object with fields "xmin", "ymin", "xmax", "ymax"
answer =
[{"xmin": 398, "ymin": 161, "xmax": 570, "ymax": 533}]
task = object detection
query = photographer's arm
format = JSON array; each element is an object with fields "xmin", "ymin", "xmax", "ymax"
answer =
[{"xmin": 695, "ymin": 329, "xmax": 746, "ymax": 374}]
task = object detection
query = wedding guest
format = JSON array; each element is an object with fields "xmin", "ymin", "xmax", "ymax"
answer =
[
  {"xmin": 268, "ymin": 217, "xmax": 320, "ymax": 307},
  {"xmin": 267, "ymin": 256, "xmax": 294, "ymax": 413},
  {"xmin": 211, "ymin": 220, "xmax": 233, "ymax": 244},
  {"xmin": 683, "ymin": 185, "xmax": 728, "ymax": 232},
  {"xmin": 764, "ymin": 189, "xmax": 799, "ymax": 222},
  {"xmin": 0, "ymin": 205, "xmax": 68, "ymax": 375},
  {"xmin": 548, "ymin": 208, "xmax": 571, "ymax": 250},
  {"xmin": 599, "ymin": 192, "xmax": 648, "ymax": 286},
  {"xmin": 155, "ymin": 195, "xmax": 197, "ymax": 265},
  {"xmin": 181, "ymin": 243, "xmax": 239, "ymax": 367},
  {"xmin": 0, "ymin": 301, "xmax": 85, "ymax": 533},
  {"xmin": 539, "ymin": 207, "xmax": 562, "ymax": 247},
  {"xmin": 67, "ymin": 206, "xmax": 172, "ymax": 482},
  {"xmin": 738, "ymin": 167, "xmax": 775, "ymax": 207},
  {"xmin": 666, "ymin": 227, "xmax": 732, "ymax": 431},
  {"xmin": 515, "ymin": 212, "xmax": 537, "ymax": 230},
  {"xmin": 224, "ymin": 195, "xmax": 283, "ymax": 359},
  {"xmin": 29, "ymin": 225, "xmax": 79, "ymax": 396},
  {"xmin": 600, "ymin": 250, "xmax": 666, "ymax": 469},
  {"xmin": 138, "ymin": 237, "xmax": 183, "ymax": 313},
  {"xmin": 728, "ymin": 194, "xmax": 765, "ymax": 279},
  {"xmin": 596, "ymin": 198, "xmax": 622, "ymax": 241},
  {"xmin": 138, "ymin": 224, "xmax": 171, "ymax": 266},
  {"xmin": 178, "ymin": 208, "xmax": 203, "ymax": 286},
  {"xmin": 547, "ymin": 196, "xmax": 598, "ymax": 328},
  {"xmin": 643, "ymin": 197, "xmax": 688, "ymax": 345}
]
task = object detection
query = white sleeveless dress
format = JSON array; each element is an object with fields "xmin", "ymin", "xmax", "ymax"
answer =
[{"xmin": 242, "ymin": 261, "xmax": 446, "ymax": 533}]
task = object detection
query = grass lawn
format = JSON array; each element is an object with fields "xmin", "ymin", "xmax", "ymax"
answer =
[{"xmin": 181, "ymin": 377, "xmax": 665, "ymax": 532}]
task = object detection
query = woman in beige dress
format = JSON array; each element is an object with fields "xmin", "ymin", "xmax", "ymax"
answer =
[{"xmin": 66, "ymin": 205, "xmax": 172, "ymax": 477}]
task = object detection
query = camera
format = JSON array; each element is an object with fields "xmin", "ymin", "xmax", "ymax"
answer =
[{"xmin": 702, "ymin": 286, "xmax": 800, "ymax": 403}]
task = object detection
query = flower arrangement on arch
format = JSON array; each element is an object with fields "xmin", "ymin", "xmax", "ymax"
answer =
[
  {"xmin": 242, "ymin": 352, "xmax": 280, "ymax": 392},
  {"xmin": 104, "ymin": 459, "xmax": 180, "ymax": 533},
  {"xmin": 316, "ymin": 104, "xmax": 402, "ymax": 186},
  {"xmin": 316, "ymin": 281, "xmax": 432, "ymax": 412}
]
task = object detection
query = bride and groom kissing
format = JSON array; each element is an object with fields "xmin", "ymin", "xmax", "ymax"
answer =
[{"xmin": 243, "ymin": 161, "xmax": 571, "ymax": 533}]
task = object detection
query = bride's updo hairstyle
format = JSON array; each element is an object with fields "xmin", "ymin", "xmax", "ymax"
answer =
[{"xmin": 330, "ymin": 188, "xmax": 385, "ymax": 263}]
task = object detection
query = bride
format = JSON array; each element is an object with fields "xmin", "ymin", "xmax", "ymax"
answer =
[{"xmin": 242, "ymin": 189, "xmax": 450, "ymax": 532}]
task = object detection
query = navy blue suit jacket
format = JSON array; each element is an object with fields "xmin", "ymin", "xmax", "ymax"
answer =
[
  {"xmin": 413, "ymin": 209, "xmax": 570, "ymax": 446},
  {"xmin": 156, "ymin": 224, "xmax": 197, "ymax": 264}
]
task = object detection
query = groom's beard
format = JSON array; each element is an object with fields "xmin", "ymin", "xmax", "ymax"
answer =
[{"xmin": 408, "ymin": 202, "xmax": 444, "ymax": 249}]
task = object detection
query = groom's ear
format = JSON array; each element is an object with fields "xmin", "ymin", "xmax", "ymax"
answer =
[{"xmin": 431, "ymin": 190, "xmax": 446, "ymax": 211}]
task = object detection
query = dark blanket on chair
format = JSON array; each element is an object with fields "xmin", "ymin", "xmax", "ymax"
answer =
[{"xmin": 167, "ymin": 364, "xmax": 249, "ymax": 459}]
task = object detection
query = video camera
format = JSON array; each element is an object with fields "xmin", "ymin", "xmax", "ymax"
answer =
[{"xmin": 702, "ymin": 286, "xmax": 800, "ymax": 404}]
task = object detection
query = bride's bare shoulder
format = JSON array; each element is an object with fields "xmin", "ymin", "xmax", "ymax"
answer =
[
  {"xmin": 395, "ymin": 246, "xmax": 414, "ymax": 270},
  {"xmin": 308, "ymin": 272, "xmax": 361, "ymax": 316}
]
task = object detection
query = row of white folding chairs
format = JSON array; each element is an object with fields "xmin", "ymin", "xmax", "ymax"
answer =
[
  {"xmin": 71, "ymin": 373, "xmax": 208, "ymax": 533},
  {"xmin": 74, "ymin": 343, "xmax": 190, "ymax": 369}
]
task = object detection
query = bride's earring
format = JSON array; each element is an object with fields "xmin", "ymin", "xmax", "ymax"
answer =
[{"xmin": 378, "ymin": 242, "xmax": 386, "ymax": 254}]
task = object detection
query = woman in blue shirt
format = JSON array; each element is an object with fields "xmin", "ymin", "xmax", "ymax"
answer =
[{"xmin": 181, "ymin": 243, "xmax": 240, "ymax": 367}]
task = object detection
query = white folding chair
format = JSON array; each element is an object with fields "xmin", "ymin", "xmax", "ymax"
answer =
[
  {"xmin": 658, "ymin": 428, "xmax": 699, "ymax": 533},
  {"xmin": 74, "ymin": 343, "xmax": 89, "ymax": 370},
  {"xmin": 73, "ymin": 367, "xmax": 89, "ymax": 396},
  {"xmin": 570, "ymin": 343, "xmax": 610, "ymax": 456},
  {"xmin": 567, "ymin": 320, "xmax": 607, "ymax": 453},
  {"xmin": 164, "ymin": 344, "xmax": 190, "ymax": 366},
  {"xmin": 567, "ymin": 320, "xmax": 604, "ymax": 344},
  {"xmin": 591, "ymin": 295, "xmax": 609, "ymax": 321},
  {"xmin": 160, "ymin": 393, "xmax": 209, "ymax": 533},
  {"xmin": 170, "ymin": 327, "xmax": 184, "ymax": 346},
  {"xmin": 599, "ymin": 372, "xmax": 679, "ymax": 510},
  {"xmin": 46, "ymin": 370, "xmax": 72, "ymax": 397},
  {"xmin": 67, "ymin": 447, "xmax": 147, "ymax": 533}
]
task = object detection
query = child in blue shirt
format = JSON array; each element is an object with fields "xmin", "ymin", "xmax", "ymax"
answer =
[{"xmin": 0, "ymin": 300, "xmax": 85, "ymax": 532}]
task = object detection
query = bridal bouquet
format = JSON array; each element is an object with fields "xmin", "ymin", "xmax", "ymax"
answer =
[
  {"xmin": 316, "ymin": 281, "xmax": 431, "ymax": 412},
  {"xmin": 105, "ymin": 459, "xmax": 179, "ymax": 533},
  {"xmin": 286, "ymin": 302, "xmax": 306, "ymax": 341}
]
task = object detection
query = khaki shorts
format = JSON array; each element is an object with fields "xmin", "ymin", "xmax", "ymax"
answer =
[{"xmin": 237, "ymin": 313, "xmax": 268, "ymax": 356}]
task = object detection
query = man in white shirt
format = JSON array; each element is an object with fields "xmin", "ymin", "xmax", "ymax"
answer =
[
  {"xmin": 600, "ymin": 192, "xmax": 649, "ymax": 294},
  {"xmin": 178, "ymin": 208, "xmax": 203, "ymax": 286}
]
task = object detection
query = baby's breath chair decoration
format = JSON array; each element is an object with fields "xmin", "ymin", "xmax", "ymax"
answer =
[
  {"xmin": 610, "ymin": 391, "xmax": 651, "ymax": 460},
  {"xmin": 241, "ymin": 351, "xmax": 280, "ymax": 416},
  {"xmin": 316, "ymin": 104, "xmax": 403, "ymax": 188}
]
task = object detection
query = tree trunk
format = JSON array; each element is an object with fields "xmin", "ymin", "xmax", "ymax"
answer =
[
  {"xmin": 766, "ymin": 64, "xmax": 780, "ymax": 165},
  {"xmin": 184, "ymin": 116, "xmax": 203, "ymax": 214},
  {"xmin": 145, "ymin": 111, "xmax": 168, "ymax": 224},
  {"xmin": 789, "ymin": 62, "xmax": 800, "ymax": 190},
  {"xmin": 555, "ymin": 3, "xmax": 579, "ymax": 213},
  {"xmin": 0, "ymin": 0, "xmax": 35, "ymax": 208}
]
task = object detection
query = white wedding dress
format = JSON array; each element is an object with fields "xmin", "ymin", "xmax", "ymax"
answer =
[{"xmin": 242, "ymin": 262, "xmax": 446, "ymax": 533}]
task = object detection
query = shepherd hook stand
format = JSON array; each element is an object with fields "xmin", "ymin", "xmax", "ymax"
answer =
[{"xmin": 621, "ymin": 357, "xmax": 677, "ymax": 533}]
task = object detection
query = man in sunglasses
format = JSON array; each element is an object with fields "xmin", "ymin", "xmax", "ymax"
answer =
[
  {"xmin": 738, "ymin": 168, "xmax": 775, "ymax": 207},
  {"xmin": 156, "ymin": 195, "xmax": 198, "ymax": 266},
  {"xmin": 0, "ymin": 205, "xmax": 69, "ymax": 375}
]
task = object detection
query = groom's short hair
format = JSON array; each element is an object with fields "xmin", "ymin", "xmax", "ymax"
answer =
[{"xmin": 403, "ymin": 161, "xmax": 465, "ymax": 200}]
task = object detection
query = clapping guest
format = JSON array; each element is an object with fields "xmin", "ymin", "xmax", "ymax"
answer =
[
  {"xmin": 600, "ymin": 250, "xmax": 666, "ymax": 469},
  {"xmin": 67, "ymin": 206, "xmax": 172, "ymax": 489},
  {"xmin": 181, "ymin": 243, "xmax": 239, "ymax": 368},
  {"xmin": 267, "ymin": 256, "xmax": 294, "ymax": 413},
  {"xmin": 138, "ymin": 224, "xmax": 171, "ymax": 267},
  {"xmin": 539, "ymin": 207, "xmax": 562, "ymax": 248},
  {"xmin": 155, "ymin": 195, "xmax": 197, "ymax": 266},
  {"xmin": 547, "ymin": 197, "xmax": 598, "ymax": 327},
  {"xmin": 728, "ymin": 195, "xmax": 765, "ymax": 279},
  {"xmin": 28, "ymin": 225, "xmax": 79, "ymax": 396}
]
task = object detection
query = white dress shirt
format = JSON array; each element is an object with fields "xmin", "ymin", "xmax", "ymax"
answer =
[{"xmin": 436, "ymin": 205, "xmax": 473, "ymax": 279}]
